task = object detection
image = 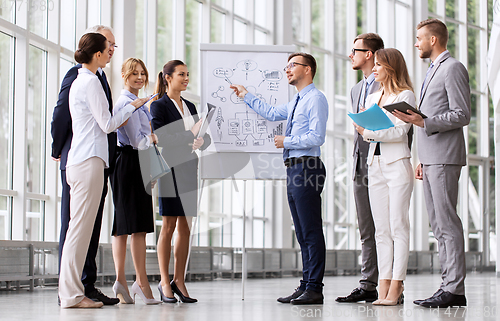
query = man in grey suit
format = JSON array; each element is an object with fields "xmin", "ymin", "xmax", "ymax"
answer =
[
  {"xmin": 393, "ymin": 18, "xmax": 470, "ymax": 308},
  {"xmin": 336, "ymin": 33, "xmax": 384, "ymax": 303}
]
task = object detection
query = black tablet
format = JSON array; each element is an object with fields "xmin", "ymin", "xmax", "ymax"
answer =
[{"xmin": 383, "ymin": 101, "xmax": 427, "ymax": 119}]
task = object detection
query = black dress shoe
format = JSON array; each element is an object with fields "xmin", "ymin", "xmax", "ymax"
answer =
[
  {"xmin": 277, "ymin": 287, "xmax": 304, "ymax": 303},
  {"xmin": 85, "ymin": 288, "xmax": 120, "ymax": 305},
  {"xmin": 158, "ymin": 283, "xmax": 177, "ymax": 303},
  {"xmin": 413, "ymin": 289, "xmax": 444, "ymax": 305},
  {"xmin": 419, "ymin": 291, "xmax": 467, "ymax": 308},
  {"xmin": 290, "ymin": 289, "xmax": 324, "ymax": 305},
  {"xmin": 336, "ymin": 288, "xmax": 378, "ymax": 303},
  {"xmin": 170, "ymin": 280, "xmax": 197, "ymax": 303}
]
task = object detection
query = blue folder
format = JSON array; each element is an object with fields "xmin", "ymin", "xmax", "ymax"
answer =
[{"xmin": 348, "ymin": 103, "xmax": 394, "ymax": 131}]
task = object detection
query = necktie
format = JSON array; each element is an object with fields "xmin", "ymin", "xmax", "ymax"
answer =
[
  {"xmin": 96, "ymin": 70, "xmax": 113, "ymax": 114},
  {"xmin": 283, "ymin": 94, "xmax": 300, "ymax": 161},
  {"xmin": 358, "ymin": 79, "xmax": 369, "ymax": 112},
  {"xmin": 420, "ymin": 62, "xmax": 434, "ymax": 100}
]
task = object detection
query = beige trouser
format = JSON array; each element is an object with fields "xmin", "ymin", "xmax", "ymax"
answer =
[{"xmin": 59, "ymin": 157, "xmax": 105, "ymax": 308}]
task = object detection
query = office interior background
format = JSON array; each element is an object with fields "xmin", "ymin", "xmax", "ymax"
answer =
[{"xmin": 0, "ymin": 0, "xmax": 498, "ymax": 282}]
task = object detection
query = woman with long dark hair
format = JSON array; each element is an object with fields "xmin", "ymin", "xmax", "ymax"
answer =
[
  {"xmin": 59, "ymin": 33, "xmax": 149, "ymax": 308},
  {"xmin": 354, "ymin": 48, "xmax": 415, "ymax": 306},
  {"xmin": 151, "ymin": 60, "xmax": 210, "ymax": 303}
]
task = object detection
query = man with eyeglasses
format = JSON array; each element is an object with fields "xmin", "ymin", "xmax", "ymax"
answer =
[
  {"xmin": 50, "ymin": 25, "xmax": 120, "ymax": 306},
  {"xmin": 336, "ymin": 33, "xmax": 385, "ymax": 304},
  {"xmin": 231, "ymin": 53, "xmax": 328, "ymax": 305}
]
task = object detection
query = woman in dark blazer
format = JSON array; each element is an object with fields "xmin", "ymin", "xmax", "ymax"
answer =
[{"xmin": 150, "ymin": 60, "xmax": 210, "ymax": 303}]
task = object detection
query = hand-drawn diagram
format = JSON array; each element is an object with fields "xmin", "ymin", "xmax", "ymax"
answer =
[
  {"xmin": 212, "ymin": 86, "xmax": 227, "ymax": 102},
  {"xmin": 204, "ymin": 51, "xmax": 290, "ymax": 153},
  {"xmin": 215, "ymin": 107, "xmax": 224, "ymax": 140}
]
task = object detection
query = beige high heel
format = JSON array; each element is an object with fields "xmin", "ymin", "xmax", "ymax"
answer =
[{"xmin": 379, "ymin": 284, "xmax": 404, "ymax": 306}]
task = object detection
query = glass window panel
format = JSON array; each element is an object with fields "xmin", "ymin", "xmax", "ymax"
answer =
[
  {"xmin": 208, "ymin": 181, "xmax": 222, "ymax": 213},
  {"xmin": 186, "ymin": 0, "xmax": 201, "ymax": 95},
  {"xmin": 27, "ymin": 45, "xmax": 47, "ymax": 194},
  {"xmin": 254, "ymin": 29, "xmax": 267, "ymax": 45},
  {"xmin": 468, "ymin": 27, "xmax": 480, "ymax": 91},
  {"xmin": 468, "ymin": 165, "xmax": 480, "ymax": 252},
  {"xmin": 234, "ymin": 0, "xmax": 246, "ymax": 18},
  {"xmin": 29, "ymin": 0, "xmax": 48, "ymax": 38},
  {"xmin": 333, "ymin": 138, "xmax": 348, "ymax": 225},
  {"xmin": 334, "ymin": 58, "xmax": 349, "ymax": 133},
  {"xmin": 87, "ymin": 0, "xmax": 101, "ymax": 27},
  {"xmin": 468, "ymin": 0, "xmax": 480, "ymax": 25},
  {"xmin": 233, "ymin": 20, "xmax": 247, "ymax": 44},
  {"xmin": 312, "ymin": 50, "xmax": 325, "ymax": 92},
  {"xmin": 469, "ymin": 94, "xmax": 478, "ymax": 155},
  {"xmin": 253, "ymin": 220, "xmax": 264, "ymax": 248},
  {"xmin": 232, "ymin": 218, "xmax": 242, "ymax": 247},
  {"xmin": 212, "ymin": 0, "xmax": 227, "ymax": 8},
  {"xmin": 312, "ymin": 0, "xmax": 325, "ymax": 48},
  {"xmin": 0, "ymin": 0, "xmax": 15, "ymax": 23},
  {"xmin": 357, "ymin": 0, "xmax": 367, "ymax": 35},
  {"xmin": 26, "ymin": 200, "xmax": 44, "ymax": 241},
  {"xmin": 135, "ymin": 0, "xmax": 145, "ymax": 61},
  {"xmin": 211, "ymin": 9, "xmax": 225, "ymax": 43},
  {"xmin": 292, "ymin": 0, "xmax": 303, "ymax": 42},
  {"xmin": 0, "ymin": 32, "xmax": 13, "ymax": 190},
  {"xmin": 208, "ymin": 217, "xmax": 223, "ymax": 247},
  {"xmin": 446, "ymin": 22, "xmax": 459, "ymax": 58},
  {"xmin": 157, "ymin": 0, "xmax": 173, "ymax": 71},
  {"xmin": 253, "ymin": 181, "xmax": 264, "ymax": 217},
  {"xmin": 445, "ymin": 0, "xmax": 459, "ymax": 20},
  {"xmin": 59, "ymin": 58, "xmax": 74, "ymax": 87},
  {"xmin": 334, "ymin": 0, "xmax": 347, "ymax": 55},
  {"xmin": 231, "ymin": 181, "xmax": 243, "ymax": 216},
  {"xmin": 255, "ymin": 0, "xmax": 267, "ymax": 27},
  {"xmin": 60, "ymin": 0, "xmax": 76, "ymax": 50},
  {"xmin": 488, "ymin": 0, "xmax": 494, "ymax": 39},
  {"xmin": 0, "ymin": 196, "xmax": 10, "ymax": 240},
  {"xmin": 395, "ymin": 3, "xmax": 411, "ymax": 60},
  {"xmin": 428, "ymin": 0, "xmax": 437, "ymax": 13}
]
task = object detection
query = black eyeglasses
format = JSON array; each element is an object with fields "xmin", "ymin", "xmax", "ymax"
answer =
[
  {"xmin": 351, "ymin": 48, "xmax": 372, "ymax": 55},
  {"xmin": 283, "ymin": 62, "xmax": 309, "ymax": 71}
]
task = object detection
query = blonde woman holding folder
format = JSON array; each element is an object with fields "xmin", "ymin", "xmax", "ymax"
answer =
[{"xmin": 353, "ymin": 48, "xmax": 415, "ymax": 306}]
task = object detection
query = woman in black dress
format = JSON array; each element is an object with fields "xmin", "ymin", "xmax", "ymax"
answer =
[
  {"xmin": 151, "ymin": 60, "xmax": 211, "ymax": 303},
  {"xmin": 110, "ymin": 58, "xmax": 161, "ymax": 305}
]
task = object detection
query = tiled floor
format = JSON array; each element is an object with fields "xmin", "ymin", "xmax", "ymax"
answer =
[{"xmin": 0, "ymin": 273, "xmax": 497, "ymax": 320}]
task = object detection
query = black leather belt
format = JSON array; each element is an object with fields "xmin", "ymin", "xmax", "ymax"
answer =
[{"xmin": 284, "ymin": 156, "xmax": 319, "ymax": 168}]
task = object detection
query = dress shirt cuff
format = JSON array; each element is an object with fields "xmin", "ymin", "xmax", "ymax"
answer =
[
  {"xmin": 243, "ymin": 93, "xmax": 256, "ymax": 104},
  {"xmin": 283, "ymin": 136, "xmax": 292, "ymax": 149},
  {"xmin": 137, "ymin": 135, "xmax": 151, "ymax": 151}
]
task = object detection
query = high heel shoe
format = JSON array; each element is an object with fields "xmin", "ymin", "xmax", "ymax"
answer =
[
  {"xmin": 379, "ymin": 285, "xmax": 404, "ymax": 306},
  {"xmin": 113, "ymin": 281, "xmax": 134, "ymax": 304},
  {"xmin": 130, "ymin": 281, "xmax": 162, "ymax": 305},
  {"xmin": 158, "ymin": 283, "xmax": 177, "ymax": 303},
  {"xmin": 372, "ymin": 299, "xmax": 383, "ymax": 305},
  {"xmin": 170, "ymin": 280, "xmax": 197, "ymax": 303}
]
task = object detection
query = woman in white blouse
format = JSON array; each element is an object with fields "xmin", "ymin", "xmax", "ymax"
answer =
[
  {"xmin": 59, "ymin": 33, "xmax": 149, "ymax": 309},
  {"xmin": 150, "ymin": 60, "xmax": 210, "ymax": 303},
  {"xmin": 354, "ymin": 48, "xmax": 415, "ymax": 306}
]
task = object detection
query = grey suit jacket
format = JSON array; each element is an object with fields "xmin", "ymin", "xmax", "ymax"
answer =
[
  {"xmin": 351, "ymin": 78, "xmax": 380, "ymax": 180},
  {"xmin": 417, "ymin": 51, "xmax": 471, "ymax": 166}
]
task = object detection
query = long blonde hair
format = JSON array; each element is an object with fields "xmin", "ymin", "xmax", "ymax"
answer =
[{"xmin": 375, "ymin": 48, "xmax": 413, "ymax": 95}]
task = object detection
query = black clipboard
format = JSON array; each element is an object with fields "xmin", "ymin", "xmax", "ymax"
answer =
[{"xmin": 383, "ymin": 101, "xmax": 427, "ymax": 119}]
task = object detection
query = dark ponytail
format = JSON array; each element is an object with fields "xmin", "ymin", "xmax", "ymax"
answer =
[
  {"xmin": 74, "ymin": 33, "xmax": 107, "ymax": 64},
  {"xmin": 153, "ymin": 60, "xmax": 186, "ymax": 100}
]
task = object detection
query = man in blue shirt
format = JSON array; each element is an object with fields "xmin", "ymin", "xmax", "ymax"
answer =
[{"xmin": 231, "ymin": 53, "xmax": 328, "ymax": 305}]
